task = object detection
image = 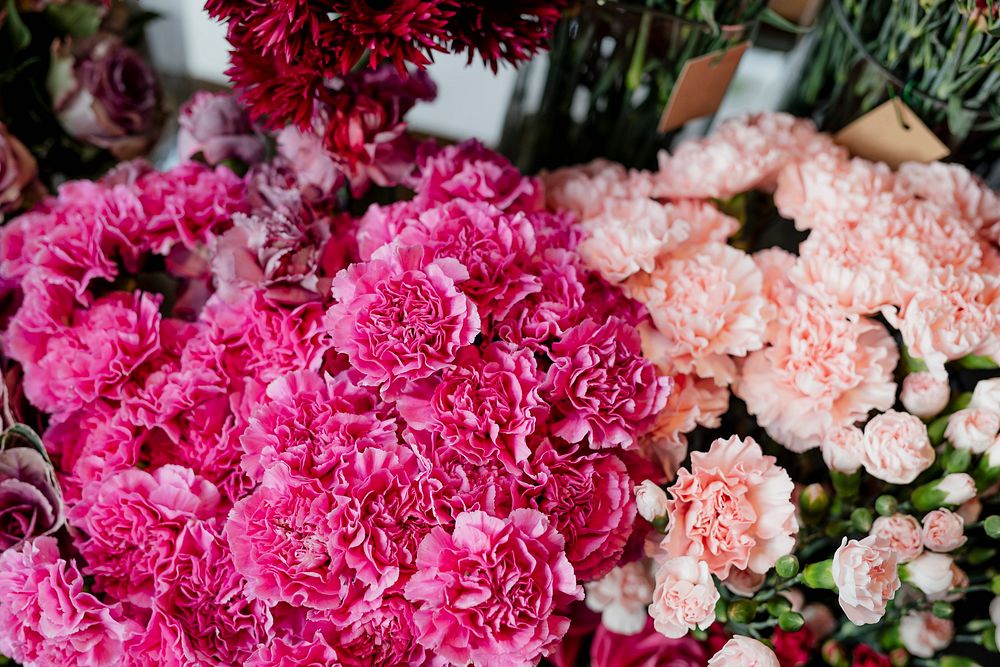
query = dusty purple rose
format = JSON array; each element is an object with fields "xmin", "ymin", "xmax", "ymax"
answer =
[
  {"xmin": 178, "ymin": 91, "xmax": 265, "ymax": 166},
  {"xmin": 0, "ymin": 123, "xmax": 39, "ymax": 215},
  {"xmin": 0, "ymin": 432, "xmax": 65, "ymax": 551},
  {"xmin": 48, "ymin": 36, "xmax": 163, "ymax": 158}
]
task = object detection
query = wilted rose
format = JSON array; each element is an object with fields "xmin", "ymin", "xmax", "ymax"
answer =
[
  {"xmin": 48, "ymin": 35, "xmax": 163, "ymax": 159},
  {"xmin": 0, "ymin": 429, "xmax": 65, "ymax": 551},
  {"xmin": 0, "ymin": 123, "xmax": 39, "ymax": 215}
]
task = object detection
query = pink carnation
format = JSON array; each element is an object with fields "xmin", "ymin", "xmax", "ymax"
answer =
[
  {"xmin": 661, "ymin": 436, "xmax": 797, "ymax": 578},
  {"xmin": 404, "ymin": 509, "xmax": 581, "ymax": 667},
  {"xmin": 0, "ymin": 537, "xmax": 140, "ymax": 667},
  {"xmin": 585, "ymin": 561, "xmax": 655, "ymax": 635},
  {"xmin": 398, "ymin": 341, "xmax": 546, "ymax": 469},
  {"xmin": 128, "ymin": 522, "xmax": 272, "ymax": 666},
  {"xmin": 632, "ymin": 243, "xmax": 772, "ymax": 386},
  {"xmin": 921, "ymin": 509, "xmax": 967, "ymax": 553},
  {"xmin": 869, "ymin": 514, "xmax": 923, "ymax": 564},
  {"xmin": 591, "ymin": 618, "xmax": 708, "ymax": 667},
  {"xmin": 325, "ymin": 244, "xmax": 481, "ymax": 394},
  {"xmin": 735, "ymin": 297, "xmax": 898, "ymax": 452},
  {"xmin": 68, "ymin": 465, "xmax": 221, "ymax": 607},
  {"xmin": 516, "ymin": 441, "xmax": 636, "ymax": 581},
  {"xmin": 708, "ymin": 636, "xmax": 780, "ymax": 667},
  {"xmin": 276, "ymin": 124, "xmax": 344, "ymax": 199},
  {"xmin": 415, "ymin": 139, "xmax": 542, "ymax": 212},
  {"xmin": 895, "ymin": 161, "xmax": 1000, "ymax": 240},
  {"xmin": 861, "ymin": 411, "xmax": 935, "ymax": 485},
  {"xmin": 543, "ymin": 317, "xmax": 670, "ymax": 449},
  {"xmin": 649, "ymin": 556, "xmax": 719, "ymax": 638},
  {"xmin": 543, "ymin": 159, "xmax": 650, "ymax": 220},
  {"xmin": 831, "ymin": 536, "xmax": 900, "ymax": 625},
  {"xmin": 239, "ymin": 369, "xmax": 387, "ymax": 482},
  {"xmin": 177, "ymin": 90, "xmax": 264, "ymax": 166},
  {"xmin": 21, "ymin": 291, "xmax": 162, "ymax": 416}
]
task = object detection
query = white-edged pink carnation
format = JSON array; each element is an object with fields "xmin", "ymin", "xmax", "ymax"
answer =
[
  {"xmin": 869, "ymin": 514, "xmax": 923, "ymax": 564},
  {"xmin": 736, "ymin": 297, "xmax": 898, "ymax": 452},
  {"xmin": 660, "ymin": 436, "xmax": 797, "ymax": 578},
  {"xmin": 404, "ymin": 509, "xmax": 581, "ymax": 667},
  {"xmin": 325, "ymin": 244, "xmax": 481, "ymax": 394},
  {"xmin": 861, "ymin": 410, "xmax": 935, "ymax": 485},
  {"xmin": 708, "ymin": 636, "xmax": 780, "ymax": 667},
  {"xmin": 585, "ymin": 561, "xmax": 655, "ymax": 636},
  {"xmin": 633, "ymin": 243, "xmax": 772, "ymax": 386},
  {"xmin": 831, "ymin": 536, "xmax": 900, "ymax": 625},
  {"xmin": 648, "ymin": 556, "xmax": 719, "ymax": 639}
]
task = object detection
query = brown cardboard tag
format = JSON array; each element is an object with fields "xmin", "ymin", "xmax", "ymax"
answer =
[
  {"xmin": 658, "ymin": 41, "xmax": 749, "ymax": 133},
  {"xmin": 768, "ymin": 0, "xmax": 823, "ymax": 26},
  {"xmin": 834, "ymin": 99, "xmax": 950, "ymax": 168}
]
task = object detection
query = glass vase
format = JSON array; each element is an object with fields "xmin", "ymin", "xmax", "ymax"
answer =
[{"xmin": 498, "ymin": 0, "xmax": 757, "ymax": 173}]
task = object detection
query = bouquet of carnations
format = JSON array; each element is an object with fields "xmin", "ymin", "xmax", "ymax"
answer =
[
  {"xmin": 0, "ymin": 0, "xmax": 163, "ymax": 216},
  {"xmin": 544, "ymin": 112, "xmax": 1000, "ymax": 666}
]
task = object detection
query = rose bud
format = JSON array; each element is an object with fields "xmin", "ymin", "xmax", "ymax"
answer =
[
  {"xmin": 0, "ymin": 442, "xmax": 65, "ymax": 550},
  {"xmin": 945, "ymin": 408, "xmax": 999, "ymax": 454},
  {"xmin": 900, "ymin": 372, "xmax": 950, "ymax": 420},
  {"xmin": 901, "ymin": 552, "xmax": 954, "ymax": 597},
  {"xmin": 912, "ymin": 473, "xmax": 977, "ymax": 511},
  {"xmin": 921, "ymin": 509, "xmax": 966, "ymax": 553},
  {"xmin": 178, "ymin": 91, "xmax": 265, "ymax": 167},
  {"xmin": 634, "ymin": 480, "xmax": 669, "ymax": 523},
  {"xmin": 47, "ymin": 35, "xmax": 163, "ymax": 159},
  {"xmin": 0, "ymin": 123, "xmax": 41, "ymax": 216}
]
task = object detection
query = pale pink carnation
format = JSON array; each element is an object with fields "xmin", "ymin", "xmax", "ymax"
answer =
[
  {"xmin": 869, "ymin": 514, "xmax": 923, "ymax": 564},
  {"xmin": 543, "ymin": 317, "xmax": 670, "ymax": 449},
  {"xmin": 820, "ymin": 425, "xmax": 864, "ymax": 474},
  {"xmin": 276, "ymin": 124, "xmax": 344, "ymax": 198},
  {"xmin": 900, "ymin": 372, "xmax": 951, "ymax": 419},
  {"xmin": 922, "ymin": 509, "xmax": 966, "ymax": 553},
  {"xmin": 708, "ymin": 636, "xmax": 780, "ymax": 667},
  {"xmin": 0, "ymin": 537, "xmax": 140, "ymax": 667},
  {"xmin": 903, "ymin": 552, "xmax": 955, "ymax": 597},
  {"xmin": 648, "ymin": 556, "xmax": 719, "ymax": 638},
  {"xmin": 669, "ymin": 200, "xmax": 740, "ymax": 246},
  {"xmin": 397, "ymin": 341, "xmax": 546, "ymax": 469},
  {"xmin": 404, "ymin": 509, "xmax": 581, "ymax": 667},
  {"xmin": 899, "ymin": 611, "xmax": 953, "ymax": 659},
  {"xmin": 516, "ymin": 441, "xmax": 636, "ymax": 581},
  {"xmin": 736, "ymin": 298, "xmax": 898, "ymax": 452},
  {"xmin": 895, "ymin": 161, "xmax": 1000, "ymax": 239},
  {"xmin": 585, "ymin": 560, "xmax": 655, "ymax": 636},
  {"xmin": 754, "ymin": 247, "xmax": 800, "ymax": 312},
  {"xmin": 970, "ymin": 378, "xmax": 1000, "ymax": 413},
  {"xmin": 831, "ymin": 536, "xmax": 900, "ymax": 625},
  {"xmin": 945, "ymin": 408, "xmax": 999, "ymax": 454},
  {"xmin": 68, "ymin": 465, "xmax": 220, "ymax": 607},
  {"xmin": 416, "ymin": 139, "xmax": 542, "ymax": 212},
  {"xmin": 633, "ymin": 243, "xmax": 772, "ymax": 386},
  {"xmin": 661, "ymin": 436, "xmax": 797, "ymax": 578},
  {"xmin": 325, "ymin": 244, "xmax": 480, "ymax": 394},
  {"xmin": 654, "ymin": 113, "xmax": 845, "ymax": 199},
  {"xmin": 128, "ymin": 522, "xmax": 272, "ymax": 666},
  {"xmin": 861, "ymin": 411, "xmax": 935, "ymax": 485},
  {"xmin": 543, "ymin": 159, "xmax": 649, "ymax": 220},
  {"xmin": 635, "ymin": 480, "xmax": 669, "ymax": 523},
  {"xmin": 722, "ymin": 568, "xmax": 767, "ymax": 598}
]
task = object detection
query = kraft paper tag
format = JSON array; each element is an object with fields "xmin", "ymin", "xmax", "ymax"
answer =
[
  {"xmin": 834, "ymin": 99, "xmax": 950, "ymax": 168},
  {"xmin": 768, "ymin": 0, "xmax": 823, "ymax": 26},
  {"xmin": 659, "ymin": 41, "xmax": 749, "ymax": 133}
]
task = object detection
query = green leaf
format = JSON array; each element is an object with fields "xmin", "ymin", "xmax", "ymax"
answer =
[
  {"xmin": 45, "ymin": 1, "xmax": 103, "ymax": 39},
  {"xmin": 956, "ymin": 353, "xmax": 999, "ymax": 370},
  {"xmin": 3, "ymin": 0, "xmax": 32, "ymax": 52},
  {"xmin": 760, "ymin": 7, "xmax": 814, "ymax": 34}
]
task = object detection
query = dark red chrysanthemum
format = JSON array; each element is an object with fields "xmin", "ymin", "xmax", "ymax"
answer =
[{"xmin": 445, "ymin": 0, "xmax": 567, "ymax": 71}]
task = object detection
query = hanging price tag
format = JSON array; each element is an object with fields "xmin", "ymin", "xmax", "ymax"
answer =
[
  {"xmin": 834, "ymin": 98, "xmax": 950, "ymax": 168},
  {"xmin": 658, "ymin": 41, "xmax": 750, "ymax": 133}
]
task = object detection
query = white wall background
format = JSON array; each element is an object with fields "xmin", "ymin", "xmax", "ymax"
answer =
[{"xmin": 144, "ymin": 1, "xmax": 792, "ymax": 146}]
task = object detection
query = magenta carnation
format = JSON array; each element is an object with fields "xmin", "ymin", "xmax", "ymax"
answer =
[
  {"xmin": 68, "ymin": 465, "xmax": 221, "ymax": 607},
  {"xmin": 325, "ymin": 244, "xmax": 481, "ymax": 394},
  {"xmin": 404, "ymin": 509, "xmax": 582, "ymax": 667},
  {"xmin": 543, "ymin": 317, "xmax": 671, "ymax": 449},
  {"xmin": 0, "ymin": 537, "xmax": 140, "ymax": 667}
]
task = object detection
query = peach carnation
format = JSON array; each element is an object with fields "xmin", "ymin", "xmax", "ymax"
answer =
[
  {"xmin": 900, "ymin": 372, "xmax": 951, "ymax": 419},
  {"xmin": 708, "ymin": 636, "xmax": 780, "ymax": 667},
  {"xmin": 648, "ymin": 556, "xmax": 719, "ymax": 639},
  {"xmin": 869, "ymin": 514, "xmax": 923, "ymax": 564},
  {"xmin": 543, "ymin": 159, "xmax": 651, "ymax": 221},
  {"xmin": 861, "ymin": 411, "xmax": 935, "ymax": 485},
  {"xmin": 831, "ymin": 536, "xmax": 900, "ymax": 625},
  {"xmin": 921, "ymin": 509, "xmax": 966, "ymax": 553},
  {"xmin": 660, "ymin": 436, "xmax": 796, "ymax": 578},
  {"xmin": 899, "ymin": 611, "xmax": 953, "ymax": 659},
  {"xmin": 736, "ymin": 297, "xmax": 898, "ymax": 452},
  {"xmin": 945, "ymin": 408, "xmax": 999, "ymax": 454}
]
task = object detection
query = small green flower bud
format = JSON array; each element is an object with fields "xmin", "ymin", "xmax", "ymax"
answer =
[
  {"xmin": 802, "ymin": 560, "xmax": 836, "ymax": 590},
  {"xmin": 775, "ymin": 554, "xmax": 799, "ymax": 579},
  {"xmin": 851, "ymin": 507, "xmax": 874, "ymax": 533},
  {"xmin": 875, "ymin": 495, "xmax": 898, "ymax": 517},
  {"xmin": 984, "ymin": 515, "xmax": 1000, "ymax": 539},
  {"xmin": 943, "ymin": 447, "xmax": 972, "ymax": 473},
  {"xmin": 911, "ymin": 473, "xmax": 976, "ymax": 511},
  {"xmin": 714, "ymin": 597, "xmax": 728, "ymax": 623},
  {"xmin": 991, "ymin": 574, "xmax": 1000, "ymax": 595},
  {"xmin": 728, "ymin": 599, "xmax": 757, "ymax": 624},
  {"xmin": 800, "ymin": 483, "xmax": 830, "ymax": 516},
  {"xmin": 889, "ymin": 648, "xmax": 909, "ymax": 667},
  {"xmin": 931, "ymin": 600, "xmax": 953, "ymax": 619},
  {"xmin": 766, "ymin": 596, "xmax": 791, "ymax": 617},
  {"xmin": 778, "ymin": 611, "xmax": 804, "ymax": 633},
  {"xmin": 821, "ymin": 639, "xmax": 845, "ymax": 666},
  {"xmin": 983, "ymin": 627, "xmax": 998, "ymax": 652}
]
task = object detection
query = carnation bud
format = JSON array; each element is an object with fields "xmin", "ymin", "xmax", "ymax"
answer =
[
  {"xmin": 728, "ymin": 599, "xmax": 757, "ymax": 624},
  {"xmin": 889, "ymin": 648, "xmax": 910, "ymax": 667},
  {"xmin": 830, "ymin": 470, "xmax": 860, "ymax": 500},
  {"xmin": 970, "ymin": 378, "xmax": 1000, "ymax": 413},
  {"xmin": 945, "ymin": 408, "xmax": 999, "ymax": 454},
  {"xmin": 911, "ymin": 474, "xmax": 977, "ymax": 511},
  {"xmin": 992, "ymin": 574, "xmax": 1000, "ymax": 595},
  {"xmin": 981, "ymin": 628, "xmax": 998, "ymax": 653},
  {"xmin": 634, "ymin": 480, "xmax": 669, "ymax": 523},
  {"xmin": 942, "ymin": 446, "xmax": 972, "ymax": 473},
  {"xmin": 779, "ymin": 610, "xmax": 805, "ymax": 632},
  {"xmin": 984, "ymin": 515, "xmax": 1000, "ymax": 539},
  {"xmin": 821, "ymin": 639, "xmax": 846, "ymax": 666},
  {"xmin": 931, "ymin": 601, "xmax": 953, "ymax": 619},
  {"xmin": 803, "ymin": 560, "xmax": 836, "ymax": 590},
  {"xmin": 875, "ymin": 495, "xmax": 898, "ymax": 517},
  {"xmin": 975, "ymin": 439, "xmax": 1000, "ymax": 488},
  {"xmin": 800, "ymin": 483, "xmax": 830, "ymax": 516},
  {"xmin": 766, "ymin": 596, "xmax": 791, "ymax": 617},
  {"xmin": 900, "ymin": 372, "xmax": 950, "ymax": 419},
  {"xmin": 714, "ymin": 597, "xmax": 728, "ymax": 623},
  {"xmin": 775, "ymin": 554, "xmax": 800, "ymax": 579},
  {"xmin": 851, "ymin": 507, "xmax": 874, "ymax": 533},
  {"xmin": 901, "ymin": 553, "xmax": 954, "ymax": 596}
]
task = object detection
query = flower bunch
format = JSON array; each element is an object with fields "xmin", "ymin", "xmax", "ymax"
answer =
[
  {"xmin": 548, "ymin": 112, "xmax": 1000, "ymax": 666},
  {"xmin": 206, "ymin": 0, "xmax": 567, "ymax": 129},
  {"xmin": 0, "ymin": 91, "xmax": 673, "ymax": 664}
]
